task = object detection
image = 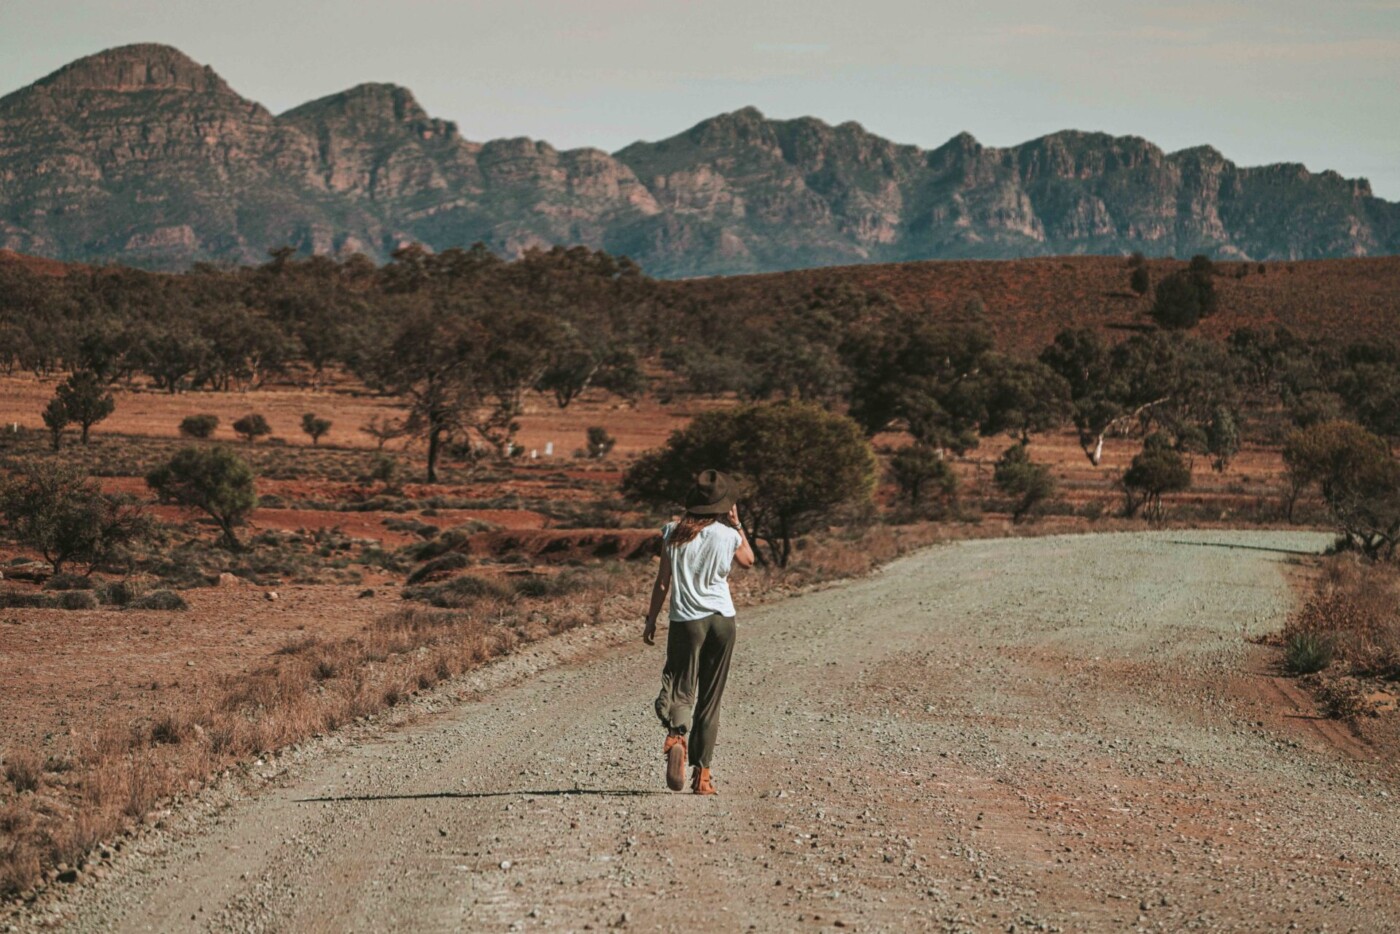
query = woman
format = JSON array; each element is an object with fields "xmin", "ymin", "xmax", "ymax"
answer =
[{"xmin": 643, "ymin": 469, "xmax": 756, "ymax": 794}]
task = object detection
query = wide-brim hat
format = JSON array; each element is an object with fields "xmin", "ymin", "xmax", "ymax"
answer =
[{"xmin": 684, "ymin": 468, "xmax": 735, "ymax": 515}]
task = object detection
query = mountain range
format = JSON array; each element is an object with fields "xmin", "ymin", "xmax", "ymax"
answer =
[{"xmin": 0, "ymin": 43, "xmax": 1395, "ymax": 275}]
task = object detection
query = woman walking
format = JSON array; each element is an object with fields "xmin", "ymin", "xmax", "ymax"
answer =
[{"xmin": 643, "ymin": 469, "xmax": 755, "ymax": 794}]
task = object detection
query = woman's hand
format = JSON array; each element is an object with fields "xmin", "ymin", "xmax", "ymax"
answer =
[
  {"xmin": 643, "ymin": 616, "xmax": 657, "ymax": 645},
  {"xmin": 725, "ymin": 504, "xmax": 741, "ymax": 528}
]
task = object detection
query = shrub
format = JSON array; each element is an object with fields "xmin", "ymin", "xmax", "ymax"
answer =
[
  {"xmin": 1282, "ymin": 421, "xmax": 1400, "ymax": 558},
  {"xmin": 3, "ymin": 749, "xmax": 42, "ymax": 793},
  {"xmin": 402, "ymin": 575, "xmax": 507, "ymax": 608},
  {"xmin": 512, "ymin": 573, "xmax": 585, "ymax": 599},
  {"xmin": 232, "ymin": 413, "xmax": 271, "ymax": 443},
  {"xmin": 889, "ymin": 443, "xmax": 958, "ymax": 510},
  {"xmin": 301, "ymin": 413, "xmax": 332, "ymax": 446},
  {"xmin": 405, "ymin": 552, "xmax": 470, "ymax": 585},
  {"xmin": 1122, "ymin": 434, "xmax": 1192, "ymax": 520},
  {"xmin": 127, "ymin": 589, "xmax": 188, "ymax": 611},
  {"xmin": 179, "ymin": 414, "xmax": 219, "ymax": 439},
  {"xmin": 42, "ymin": 572, "xmax": 93, "ymax": 591},
  {"xmin": 1129, "ymin": 266, "xmax": 1150, "ymax": 295},
  {"xmin": 1313, "ymin": 677, "xmax": 1369, "ymax": 721},
  {"xmin": 1284, "ymin": 631, "xmax": 1334, "ymax": 674},
  {"xmin": 0, "ymin": 590, "xmax": 56, "ymax": 609},
  {"xmin": 0, "ymin": 460, "xmax": 151, "ymax": 575},
  {"xmin": 96, "ymin": 579, "xmax": 140, "ymax": 606},
  {"xmin": 993, "ymin": 443, "xmax": 1056, "ymax": 522},
  {"xmin": 55, "ymin": 590, "xmax": 98, "ymax": 610},
  {"xmin": 147, "ymin": 446, "xmax": 257, "ymax": 550},
  {"xmin": 1150, "ymin": 260, "xmax": 1217, "ymax": 330},
  {"xmin": 624, "ymin": 401, "xmax": 877, "ymax": 566},
  {"xmin": 41, "ymin": 396, "xmax": 68, "ymax": 451},
  {"xmin": 54, "ymin": 370, "xmax": 114, "ymax": 444},
  {"xmin": 586, "ymin": 426, "xmax": 616, "ymax": 459}
]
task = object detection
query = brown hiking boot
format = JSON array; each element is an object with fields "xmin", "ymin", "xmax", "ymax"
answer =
[
  {"xmin": 663, "ymin": 734, "xmax": 687, "ymax": 792},
  {"xmin": 691, "ymin": 767, "xmax": 717, "ymax": 796}
]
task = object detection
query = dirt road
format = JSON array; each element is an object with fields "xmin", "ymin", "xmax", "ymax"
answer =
[{"xmin": 37, "ymin": 530, "xmax": 1400, "ymax": 932}]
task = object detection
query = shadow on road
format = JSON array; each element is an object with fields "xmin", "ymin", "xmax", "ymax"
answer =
[
  {"xmin": 297, "ymin": 789, "xmax": 667, "ymax": 803},
  {"xmin": 1166, "ymin": 539, "xmax": 1321, "ymax": 556}
]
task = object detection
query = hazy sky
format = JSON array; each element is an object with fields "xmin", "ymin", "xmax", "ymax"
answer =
[{"xmin": 3, "ymin": 0, "xmax": 1398, "ymax": 198}]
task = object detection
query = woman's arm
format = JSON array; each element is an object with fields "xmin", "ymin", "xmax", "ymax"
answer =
[
  {"xmin": 642, "ymin": 555, "xmax": 672, "ymax": 645},
  {"xmin": 727, "ymin": 505, "xmax": 756, "ymax": 568}
]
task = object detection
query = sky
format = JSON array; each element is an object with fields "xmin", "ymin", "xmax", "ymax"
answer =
[{"xmin": 2, "ymin": 0, "xmax": 1398, "ymax": 198}]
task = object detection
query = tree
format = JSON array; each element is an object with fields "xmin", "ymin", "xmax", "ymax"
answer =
[
  {"xmin": 843, "ymin": 313, "xmax": 993, "ymax": 452},
  {"xmin": 623, "ymin": 402, "xmax": 877, "ymax": 567},
  {"xmin": 301, "ymin": 413, "xmax": 332, "ymax": 446},
  {"xmin": 361, "ymin": 414, "xmax": 408, "ymax": 451},
  {"xmin": 1150, "ymin": 258, "xmax": 1217, "ymax": 330},
  {"xmin": 586, "ymin": 426, "xmax": 616, "ymax": 459},
  {"xmin": 54, "ymin": 370, "xmax": 114, "ymax": 444},
  {"xmin": 1121, "ymin": 433, "xmax": 1192, "ymax": 520},
  {"xmin": 179, "ymin": 414, "xmax": 219, "ymax": 439},
  {"xmin": 0, "ymin": 460, "xmax": 149, "ymax": 575},
  {"xmin": 890, "ymin": 443, "xmax": 958, "ymax": 511},
  {"xmin": 974, "ymin": 355, "xmax": 1072, "ymax": 443},
  {"xmin": 1205, "ymin": 406, "xmax": 1240, "ymax": 472},
  {"xmin": 232, "ymin": 413, "xmax": 271, "ymax": 443},
  {"xmin": 1150, "ymin": 272, "xmax": 1205, "ymax": 329},
  {"xmin": 1130, "ymin": 266, "xmax": 1150, "ymax": 295},
  {"xmin": 42, "ymin": 396, "xmax": 69, "ymax": 451},
  {"xmin": 1282, "ymin": 421, "xmax": 1400, "ymax": 556},
  {"xmin": 1040, "ymin": 328, "xmax": 1120, "ymax": 465},
  {"xmin": 993, "ymin": 443, "xmax": 1056, "ymax": 522},
  {"xmin": 146, "ymin": 446, "xmax": 258, "ymax": 550},
  {"xmin": 358, "ymin": 299, "xmax": 480, "ymax": 482}
]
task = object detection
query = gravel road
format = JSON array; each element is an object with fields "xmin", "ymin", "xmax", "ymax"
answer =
[{"xmin": 30, "ymin": 529, "xmax": 1400, "ymax": 933}]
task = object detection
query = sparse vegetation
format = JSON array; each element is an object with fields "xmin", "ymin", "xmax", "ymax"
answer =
[
  {"xmin": 993, "ymin": 443, "xmax": 1056, "ymax": 522},
  {"xmin": 146, "ymin": 446, "xmax": 257, "ymax": 550},
  {"xmin": 301, "ymin": 412, "xmax": 332, "ymax": 446},
  {"xmin": 0, "ymin": 460, "xmax": 150, "ymax": 575},
  {"xmin": 624, "ymin": 401, "xmax": 877, "ymax": 566},
  {"xmin": 179, "ymin": 413, "xmax": 219, "ymax": 439},
  {"xmin": 232, "ymin": 413, "xmax": 271, "ymax": 443}
]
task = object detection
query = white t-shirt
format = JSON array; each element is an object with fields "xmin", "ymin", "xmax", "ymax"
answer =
[{"xmin": 661, "ymin": 520, "xmax": 742, "ymax": 621}]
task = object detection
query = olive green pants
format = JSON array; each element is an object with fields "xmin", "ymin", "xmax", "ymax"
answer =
[{"xmin": 654, "ymin": 613, "xmax": 736, "ymax": 769}]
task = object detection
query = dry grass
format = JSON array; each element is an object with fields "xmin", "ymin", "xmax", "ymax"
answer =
[
  {"xmin": 0, "ymin": 563, "xmax": 650, "ymax": 898},
  {"xmin": 3, "ymin": 750, "xmax": 43, "ymax": 794},
  {"xmin": 1284, "ymin": 555, "xmax": 1400, "ymax": 679}
]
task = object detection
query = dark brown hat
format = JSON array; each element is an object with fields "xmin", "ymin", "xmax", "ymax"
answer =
[{"xmin": 685, "ymin": 469, "xmax": 735, "ymax": 515}]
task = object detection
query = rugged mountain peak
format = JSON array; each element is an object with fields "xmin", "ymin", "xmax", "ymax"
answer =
[
  {"xmin": 281, "ymin": 82, "xmax": 458, "ymax": 142},
  {"xmin": 26, "ymin": 43, "xmax": 234, "ymax": 97},
  {"xmin": 685, "ymin": 106, "xmax": 779, "ymax": 148}
]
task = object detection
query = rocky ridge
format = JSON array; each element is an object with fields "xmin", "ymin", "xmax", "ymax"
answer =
[{"xmin": 0, "ymin": 44, "xmax": 1394, "ymax": 273}]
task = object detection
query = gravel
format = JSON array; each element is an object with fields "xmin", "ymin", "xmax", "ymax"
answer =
[{"xmin": 18, "ymin": 529, "xmax": 1400, "ymax": 933}]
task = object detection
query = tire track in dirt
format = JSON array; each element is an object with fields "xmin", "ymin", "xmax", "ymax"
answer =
[{"xmin": 37, "ymin": 529, "xmax": 1400, "ymax": 933}]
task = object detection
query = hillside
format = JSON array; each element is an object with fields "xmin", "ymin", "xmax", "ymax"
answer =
[{"xmin": 0, "ymin": 44, "xmax": 1396, "ymax": 274}]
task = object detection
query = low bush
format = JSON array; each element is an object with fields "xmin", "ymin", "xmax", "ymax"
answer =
[
  {"xmin": 405, "ymin": 552, "xmax": 471, "ymax": 585},
  {"xmin": 3, "ymin": 749, "xmax": 42, "ymax": 793},
  {"xmin": 512, "ymin": 573, "xmax": 586, "ymax": 599},
  {"xmin": 1283, "ymin": 631, "xmax": 1334, "ymax": 674},
  {"xmin": 127, "ymin": 589, "xmax": 189, "ymax": 611},
  {"xmin": 1310, "ymin": 676, "xmax": 1370, "ymax": 721},
  {"xmin": 1284, "ymin": 556, "xmax": 1400, "ymax": 679},
  {"xmin": 0, "ymin": 590, "xmax": 56, "ymax": 609},
  {"xmin": 179, "ymin": 414, "xmax": 219, "ymax": 439},
  {"xmin": 402, "ymin": 575, "xmax": 508, "ymax": 608},
  {"xmin": 42, "ymin": 572, "xmax": 93, "ymax": 591},
  {"xmin": 96, "ymin": 579, "xmax": 141, "ymax": 606},
  {"xmin": 55, "ymin": 590, "xmax": 98, "ymax": 610}
]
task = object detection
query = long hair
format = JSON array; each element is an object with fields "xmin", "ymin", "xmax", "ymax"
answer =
[{"xmin": 667, "ymin": 513, "xmax": 717, "ymax": 549}]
